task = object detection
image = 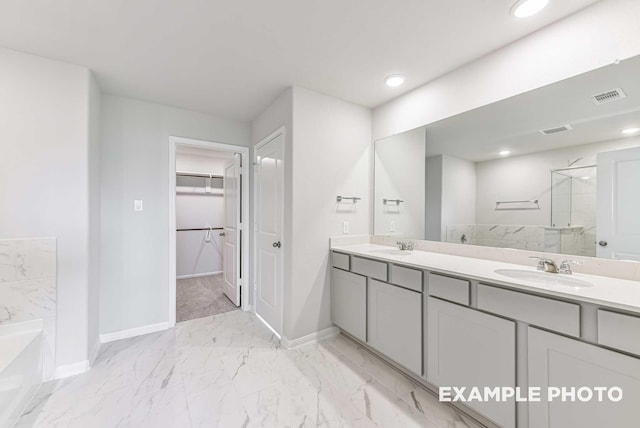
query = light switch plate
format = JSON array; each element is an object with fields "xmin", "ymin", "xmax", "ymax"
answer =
[
  {"xmin": 390, "ymin": 221, "xmax": 396, "ymax": 232},
  {"xmin": 134, "ymin": 200, "xmax": 143, "ymax": 211},
  {"xmin": 343, "ymin": 221, "xmax": 349, "ymax": 234}
]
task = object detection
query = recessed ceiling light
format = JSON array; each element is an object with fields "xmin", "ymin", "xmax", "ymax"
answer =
[
  {"xmin": 511, "ymin": 0, "xmax": 549, "ymax": 18},
  {"xmin": 385, "ymin": 74, "xmax": 406, "ymax": 87},
  {"xmin": 499, "ymin": 150, "xmax": 511, "ymax": 156},
  {"xmin": 581, "ymin": 176, "xmax": 591, "ymax": 180},
  {"xmin": 622, "ymin": 127, "xmax": 640, "ymax": 136}
]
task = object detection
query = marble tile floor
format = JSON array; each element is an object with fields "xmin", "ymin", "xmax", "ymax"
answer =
[
  {"xmin": 16, "ymin": 310, "xmax": 483, "ymax": 428},
  {"xmin": 176, "ymin": 274, "xmax": 237, "ymax": 322}
]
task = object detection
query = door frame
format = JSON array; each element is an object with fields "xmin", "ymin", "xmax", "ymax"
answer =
[
  {"xmin": 252, "ymin": 126, "xmax": 286, "ymax": 337},
  {"xmin": 169, "ymin": 136, "xmax": 250, "ymax": 327}
]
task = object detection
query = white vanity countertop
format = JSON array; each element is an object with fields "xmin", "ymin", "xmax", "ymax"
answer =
[{"xmin": 331, "ymin": 243, "xmax": 640, "ymax": 314}]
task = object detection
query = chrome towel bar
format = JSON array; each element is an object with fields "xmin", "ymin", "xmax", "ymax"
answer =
[
  {"xmin": 495, "ymin": 200, "xmax": 540, "ymax": 210},
  {"xmin": 336, "ymin": 196, "xmax": 361, "ymax": 203},
  {"xmin": 383, "ymin": 198, "xmax": 404, "ymax": 205}
]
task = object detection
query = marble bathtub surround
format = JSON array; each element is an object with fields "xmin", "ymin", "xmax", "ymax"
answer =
[
  {"xmin": 0, "ymin": 238, "xmax": 56, "ymax": 283},
  {"xmin": 0, "ymin": 238, "xmax": 57, "ymax": 380},
  {"xmin": 17, "ymin": 310, "xmax": 480, "ymax": 428},
  {"xmin": 367, "ymin": 235, "xmax": 640, "ymax": 282}
]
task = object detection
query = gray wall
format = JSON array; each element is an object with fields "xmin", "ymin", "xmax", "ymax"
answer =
[
  {"xmin": 251, "ymin": 87, "xmax": 372, "ymax": 341},
  {"xmin": 88, "ymin": 73, "xmax": 102, "ymax": 360},
  {"xmin": 99, "ymin": 95, "xmax": 250, "ymax": 335},
  {"xmin": 289, "ymin": 87, "xmax": 371, "ymax": 340},
  {"xmin": 250, "ymin": 87, "xmax": 294, "ymax": 321},
  {"xmin": 0, "ymin": 47, "xmax": 92, "ymax": 368},
  {"xmin": 374, "ymin": 127, "xmax": 426, "ymax": 238}
]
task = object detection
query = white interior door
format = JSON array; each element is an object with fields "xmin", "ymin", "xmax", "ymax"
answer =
[
  {"xmin": 597, "ymin": 146, "xmax": 640, "ymax": 260},
  {"xmin": 222, "ymin": 154, "xmax": 241, "ymax": 306},
  {"xmin": 255, "ymin": 133, "xmax": 284, "ymax": 335}
]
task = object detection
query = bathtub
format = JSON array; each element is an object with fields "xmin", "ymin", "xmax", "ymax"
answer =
[{"xmin": 0, "ymin": 320, "xmax": 43, "ymax": 428}]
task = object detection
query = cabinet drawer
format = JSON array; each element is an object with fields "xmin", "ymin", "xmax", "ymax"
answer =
[
  {"xmin": 331, "ymin": 268, "xmax": 366, "ymax": 342},
  {"xmin": 368, "ymin": 279, "xmax": 422, "ymax": 375},
  {"xmin": 477, "ymin": 284, "xmax": 580, "ymax": 337},
  {"xmin": 428, "ymin": 273, "xmax": 469, "ymax": 305},
  {"xmin": 351, "ymin": 256, "xmax": 388, "ymax": 281},
  {"xmin": 390, "ymin": 264, "xmax": 422, "ymax": 292},
  {"xmin": 598, "ymin": 310, "xmax": 640, "ymax": 356},
  {"xmin": 331, "ymin": 251, "xmax": 350, "ymax": 270}
]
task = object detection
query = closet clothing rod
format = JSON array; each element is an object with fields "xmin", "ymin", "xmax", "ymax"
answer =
[
  {"xmin": 177, "ymin": 227, "xmax": 224, "ymax": 231},
  {"xmin": 176, "ymin": 171, "xmax": 224, "ymax": 179}
]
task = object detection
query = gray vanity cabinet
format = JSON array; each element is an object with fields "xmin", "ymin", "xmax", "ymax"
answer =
[
  {"xmin": 427, "ymin": 297, "xmax": 516, "ymax": 428},
  {"xmin": 528, "ymin": 327, "xmax": 640, "ymax": 428},
  {"xmin": 367, "ymin": 279, "xmax": 422, "ymax": 375},
  {"xmin": 331, "ymin": 267, "xmax": 367, "ymax": 342}
]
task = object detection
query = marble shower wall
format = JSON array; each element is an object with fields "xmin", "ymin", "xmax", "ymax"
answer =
[
  {"xmin": 446, "ymin": 224, "xmax": 591, "ymax": 255},
  {"xmin": 0, "ymin": 238, "xmax": 57, "ymax": 380},
  {"xmin": 446, "ymin": 224, "xmax": 546, "ymax": 251}
]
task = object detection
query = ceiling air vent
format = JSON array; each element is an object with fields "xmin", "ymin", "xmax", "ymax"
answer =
[
  {"xmin": 592, "ymin": 88, "xmax": 626, "ymax": 105},
  {"xmin": 539, "ymin": 124, "xmax": 573, "ymax": 135}
]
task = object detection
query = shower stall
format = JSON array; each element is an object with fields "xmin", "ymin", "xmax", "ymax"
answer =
[{"xmin": 550, "ymin": 164, "xmax": 598, "ymax": 256}]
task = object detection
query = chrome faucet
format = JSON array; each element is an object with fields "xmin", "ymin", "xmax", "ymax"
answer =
[
  {"xmin": 396, "ymin": 240, "xmax": 415, "ymax": 251},
  {"xmin": 558, "ymin": 260, "xmax": 579, "ymax": 275},
  {"xmin": 529, "ymin": 256, "xmax": 559, "ymax": 273}
]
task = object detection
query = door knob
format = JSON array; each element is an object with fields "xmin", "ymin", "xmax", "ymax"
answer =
[
  {"xmin": 219, "ymin": 232, "xmax": 226, "ymax": 237},
  {"xmin": 598, "ymin": 240, "xmax": 608, "ymax": 247},
  {"xmin": 273, "ymin": 241, "xmax": 281, "ymax": 248}
]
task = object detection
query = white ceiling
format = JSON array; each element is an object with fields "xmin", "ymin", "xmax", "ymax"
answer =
[
  {"xmin": 0, "ymin": 0, "xmax": 599, "ymax": 122},
  {"xmin": 423, "ymin": 54, "xmax": 640, "ymax": 162}
]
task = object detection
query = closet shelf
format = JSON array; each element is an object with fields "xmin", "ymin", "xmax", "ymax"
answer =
[
  {"xmin": 176, "ymin": 171, "xmax": 223, "ymax": 179},
  {"xmin": 177, "ymin": 227, "xmax": 224, "ymax": 231}
]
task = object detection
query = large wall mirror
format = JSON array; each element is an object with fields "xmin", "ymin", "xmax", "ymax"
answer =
[{"xmin": 374, "ymin": 55, "xmax": 640, "ymax": 260}]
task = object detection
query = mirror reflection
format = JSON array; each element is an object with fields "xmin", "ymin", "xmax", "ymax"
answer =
[{"xmin": 374, "ymin": 55, "xmax": 640, "ymax": 260}]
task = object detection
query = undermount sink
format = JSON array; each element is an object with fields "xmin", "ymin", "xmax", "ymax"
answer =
[
  {"xmin": 494, "ymin": 268, "xmax": 594, "ymax": 288},
  {"xmin": 370, "ymin": 249, "xmax": 412, "ymax": 256}
]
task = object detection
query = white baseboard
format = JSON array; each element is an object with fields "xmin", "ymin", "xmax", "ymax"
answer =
[
  {"xmin": 176, "ymin": 271, "xmax": 222, "ymax": 279},
  {"xmin": 99, "ymin": 321, "xmax": 171, "ymax": 343},
  {"xmin": 54, "ymin": 360, "xmax": 90, "ymax": 379},
  {"xmin": 281, "ymin": 326, "xmax": 339, "ymax": 350},
  {"xmin": 88, "ymin": 337, "xmax": 101, "ymax": 366}
]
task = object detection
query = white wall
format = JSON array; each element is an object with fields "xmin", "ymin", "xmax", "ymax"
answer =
[
  {"xmin": 425, "ymin": 156, "xmax": 443, "ymax": 241},
  {"xmin": 175, "ymin": 153, "xmax": 227, "ymax": 277},
  {"xmin": 373, "ymin": 0, "xmax": 640, "ymax": 140},
  {"xmin": 99, "ymin": 95, "xmax": 250, "ymax": 335},
  {"xmin": 441, "ymin": 155, "xmax": 476, "ymax": 241},
  {"xmin": 424, "ymin": 155, "xmax": 476, "ymax": 241},
  {"xmin": 475, "ymin": 137, "xmax": 640, "ymax": 226},
  {"xmin": 0, "ymin": 47, "xmax": 92, "ymax": 368},
  {"xmin": 289, "ymin": 87, "xmax": 372, "ymax": 340},
  {"xmin": 374, "ymin": 127, "xmax": 425, "ymax": 237}
]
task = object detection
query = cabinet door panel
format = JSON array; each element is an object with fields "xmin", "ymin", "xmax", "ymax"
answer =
[
  {"xmin": 368, "ymin": 279, "xmax": 422, "ymax": 375},
  {"xmin": 427, "ymin": 297, "xmax": 516, "ymax": 428},
  {"xmin": 331, "ymin": 268, "xmax": 366, "ymax": 341},
  {"xmin": 528, "ymin": 327, "xmax": 640, "ymax": 428}
]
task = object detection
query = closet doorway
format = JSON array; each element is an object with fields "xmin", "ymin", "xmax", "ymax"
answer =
[{"xmin": 169, "ymin": 137, "xmax": 249, "ymax": 325}]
